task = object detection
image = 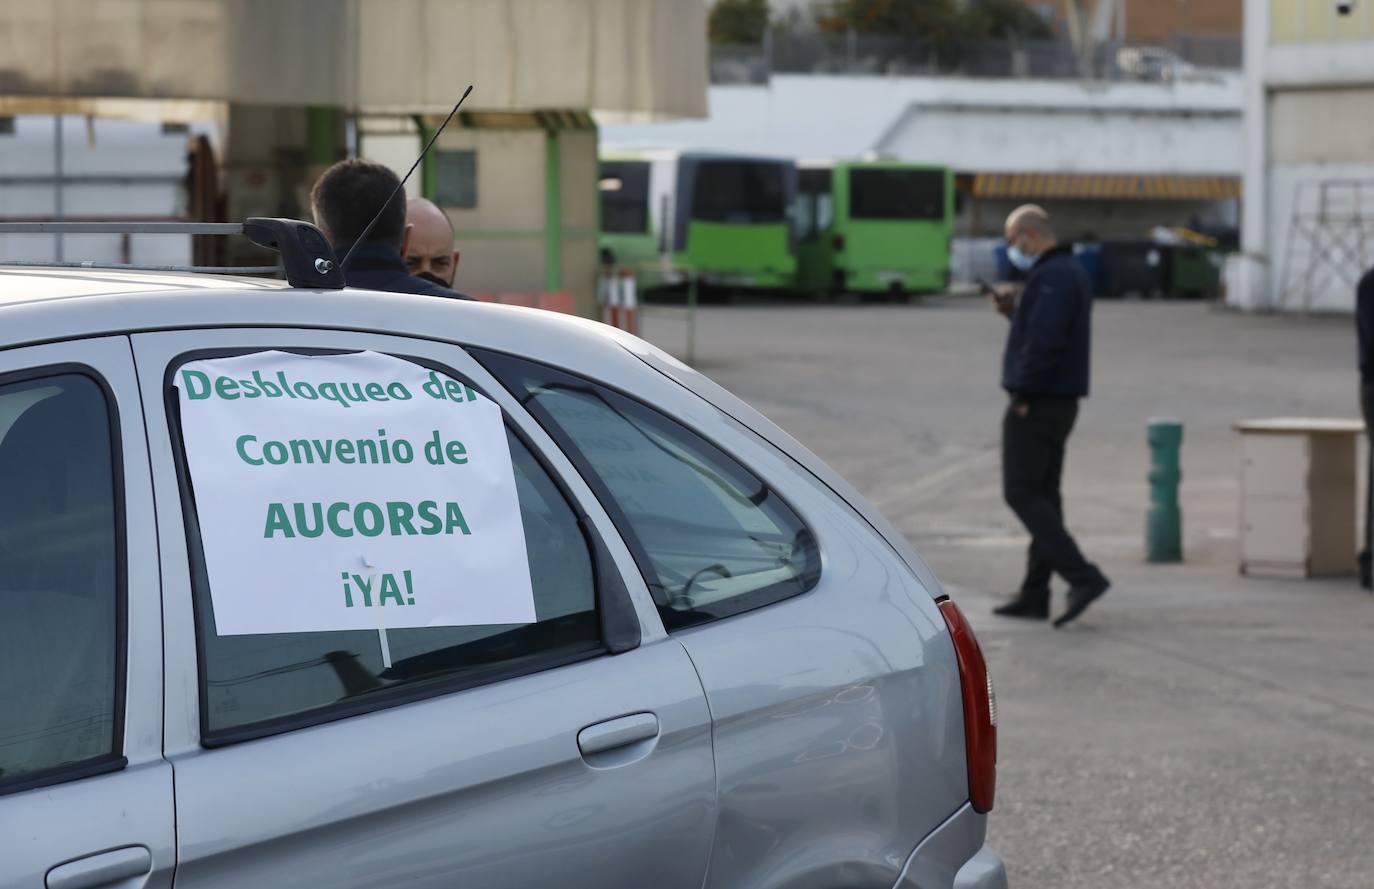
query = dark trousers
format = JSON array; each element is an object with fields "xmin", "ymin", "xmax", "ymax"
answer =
[
  {"xmin": 1002, "ymin": 397, "xmax": 1104, "ymax": 598},
  {"xmin": 1362, "ymin": 383, "xmax": 1374, "ymax": 588}
]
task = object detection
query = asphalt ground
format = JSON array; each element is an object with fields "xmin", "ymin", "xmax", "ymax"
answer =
[{"xmin": 639, "ymin": 296, "xmax": 1374, "ymax": 889}]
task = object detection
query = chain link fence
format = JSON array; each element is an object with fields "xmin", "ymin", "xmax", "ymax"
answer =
[{"xmin": 710, "ymin": 30, "xmax": 1241, "ymax": 85}]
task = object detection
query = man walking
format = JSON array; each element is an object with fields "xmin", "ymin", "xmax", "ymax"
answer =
[
  {"xmin": 1357, "ymin": 267, "xmax": 1373, "ymax": 588},
  {"xmin": 992, "ymin": 205, "xmax": 1111, "ymax": 627},
  {"xmin": 310, "ymin": 160, "xmax": 469, "ymax": 300}
]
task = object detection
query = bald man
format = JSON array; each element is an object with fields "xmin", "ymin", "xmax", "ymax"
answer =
[
  {"xmin": 405, "ymin": 197, "xmax": 464, "ymax": 293},
  {"xmin": 993, "ymin": 205, "xmax": 1110, "ymax": 628}
]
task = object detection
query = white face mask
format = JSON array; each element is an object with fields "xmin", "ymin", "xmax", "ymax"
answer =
[{"xmin": 1007, "ymin": 242, "xmax": 1037, "ymax": 272}]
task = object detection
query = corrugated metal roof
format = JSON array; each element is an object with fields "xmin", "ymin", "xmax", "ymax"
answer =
[{"xmin": 971, "ymin": 172, "xmax": 1241, "ymax": 201}]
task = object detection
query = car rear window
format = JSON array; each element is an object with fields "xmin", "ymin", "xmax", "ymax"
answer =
[
  {"xmin": 0, "ymin": 372, "xmax": 123, "ymax": 788},
  {"xmin": 167, "ymin": 351, "xmax": 603, "ymax": 741},
  {"xmin": 475, "ymin": 351, "xmax": 821, "ymax": 630}
]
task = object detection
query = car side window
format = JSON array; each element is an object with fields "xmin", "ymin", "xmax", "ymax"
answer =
[
  {"xmin": 171, "ymin": 358, "xmax": 602, "ymax": 740},
  {"xmin": 474, "ymin": 351, "xmax": 820, "ymax": 630},
  {"xmin": 0, "ymin": 373, "xmax": 122, "ymax": 788}
]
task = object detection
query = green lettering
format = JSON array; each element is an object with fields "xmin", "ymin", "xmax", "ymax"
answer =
[
  {"xmin": 350, "ymin": 573, "xmax": 374, "ymax": 607},
  {"xmin": 264, "ymin": 502, "xmax": 294, "ymax": 538},
  {"xmin": 336, "ymin": 439, "xmax": 356, "ymax": 463},
  {"xmin": 423, "ymin": 372, "xmax": 446, "ymax": 400},
  {"xmin": 236, "ymin": 434, "xmax": 263, "ymax": 466},
  {"xmin": 180, "ymin": 369, "xmax": 212, "ymax": 400},
  {"xmin": 386, "ymin": 501, "xmax": 417, "ymax": 536},
  {"xmin": 215, "ymin": 377, "xmax": 241, "ymax": 400},
  {"xmin": 293, "ymin": 503, "xmax": 324, "ymax": 538},
  {"xmin": 355, "ymin": 502, "xmax": 385, "ymax": 537},
  {"xmin": 364, "ymin": 382, "xmax": 388, "ymax": 401},
  {"xmin": 446, "ymin": 502, "xmax": 471, "ymax": 535},
  {"xmin": 289, "ymin": 439, "xmax": 315, "ymax": 464},
  {"xmin": 418, "ymin": 501, "xmax": 442, "ymax": 535},
  {"xmin": 379, "ymin": 573, "xmax": 405, "ymax": 606},
  {"xmin": 327, "ymin": 502, "xmax": 353, "ymax": 537},
  {"xmin": 446, "ymin": 440, "xmax": 468, "ymax": 464}
]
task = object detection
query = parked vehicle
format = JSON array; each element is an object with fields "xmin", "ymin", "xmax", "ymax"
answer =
[
  {"xmin": 795, "ymin": 161, "xmax": 954, "ymax": 298},
  {"xmin": 598, "ymin": 149, "xmax": 798, "ymax": 292},
  {"xmin": 0, "ymin": 220, "xmax": 1004, "ymax": 889}
]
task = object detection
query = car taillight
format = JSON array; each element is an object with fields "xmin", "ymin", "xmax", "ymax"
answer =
[
  {"xmin": 938, "ymin": 598, "xmax": 997, "ymax": 813},
  {"xmin": 832, "ymin": 234, "xmax": 845, "ymax": 251}
]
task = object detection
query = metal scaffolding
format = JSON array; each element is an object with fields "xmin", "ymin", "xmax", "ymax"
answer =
[{"xmin": 1278, "ymin": 179, "xmax": 1374, "ymax": 313}]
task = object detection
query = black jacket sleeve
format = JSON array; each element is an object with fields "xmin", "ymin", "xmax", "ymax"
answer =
[
  {"xmin": 1015, "ymin": 267, "xmax": 1076, "ymax": 391},
  {"xmin": 1359, "ymin": 270, "xmax": 1374, "ymax": 382}
]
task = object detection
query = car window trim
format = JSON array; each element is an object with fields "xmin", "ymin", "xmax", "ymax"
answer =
[
  {"xmin": 470, "ymin": 348, "xmax": 822, "ymax": 632},
  {"xmin": 0, "ymin": 362, "xmax": 129, "ymax": 797},
  {"xmin": 160, "ymin": 345, "xmax": 632, "ymax": 748}
]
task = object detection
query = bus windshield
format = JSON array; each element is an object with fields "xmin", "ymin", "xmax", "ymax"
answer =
[
  {"xmin": 691, "ymin": 161, "xmax": 788, "ymax": 224},
  {"xmin": 849, "ymin": 168, "xmax": 945, "ymax": 221}
]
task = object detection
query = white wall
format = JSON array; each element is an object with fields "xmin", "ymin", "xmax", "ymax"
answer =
[
  {"xmin": 1236, "ymin": 0, "xmax": 1374, "ymax": 313},
  {"xmin": 601, "ymin": 74, "xmax": 1245, "ymax": 175},
  {"xmin": 0, "ymin": 115, "xmax": 209, "ymax": 266}
]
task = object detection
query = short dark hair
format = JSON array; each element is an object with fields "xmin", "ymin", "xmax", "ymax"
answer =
[{"xmin": 310, "ymin": 159, "xmax": 406, "ymax": 251}]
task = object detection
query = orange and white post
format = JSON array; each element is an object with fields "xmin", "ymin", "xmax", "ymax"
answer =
[
  {"xmin": 603, "ymin": 268, "xmax": 622, "ymax": 329},
  {"xmin": 619, "ymin": 268, "xmax": 638, "ymax": 335}
]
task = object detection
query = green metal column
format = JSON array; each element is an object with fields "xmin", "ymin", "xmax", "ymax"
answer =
[
  {"xmin": 413, "ymin": 116, "xmax": 436, "ymax": 200},
  {"xmin": 545, "ymin": 129, "xmax": 562, "ymax": 292},
  {"xmin": 1146, "ymin": 418, "xmax": 1184, "ymax": 563},
  {"xmin": 306, "ymin": 107, "xmax": 342, "ymax": 166}
]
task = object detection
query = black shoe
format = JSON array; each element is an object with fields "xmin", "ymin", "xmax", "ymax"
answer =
[
  {"xmin": 993, "ymin": 594, "xmax": 1049, "ymax": 620},
  {"xmin": 1053, "ymin": 577, "xmax": 1111, "ymax": 628}
]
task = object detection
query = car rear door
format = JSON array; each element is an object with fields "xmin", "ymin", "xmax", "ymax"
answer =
[
  {"xmin": 0, "ymin": 337, "xmax": 174, "ymax": 889},
  {"xmin": 474, "ymin": 347, "xmax": 969, "ymax": 889},
  {"xmin": 130, "ymin": 328, "xmax": 715, "ymax": 889}
]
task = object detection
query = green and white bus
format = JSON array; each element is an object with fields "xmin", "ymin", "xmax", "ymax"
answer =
[
  {"xmin": 599, "ymin": 150, "xmax": 798, "ymax": 292},
  {"xmin": 794, "ymin": 161, "xmax": 954, "ymax": 298}
]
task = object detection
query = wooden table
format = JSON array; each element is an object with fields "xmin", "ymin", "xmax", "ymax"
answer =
[{"xmin": 1234, "ymin": 418, "xmax": 1366, "ymax": 578}]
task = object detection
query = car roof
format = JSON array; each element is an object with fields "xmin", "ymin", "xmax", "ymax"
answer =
[
  {"xmin": 0, "ymin": 267, "xmax": 288, "ymax": 306},
  {"xmin": 0, "ymin": 267, "xmax": 614, "ymax": 356}
]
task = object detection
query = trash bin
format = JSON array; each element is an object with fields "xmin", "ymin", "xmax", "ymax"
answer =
[
  {"xmin": 1072, "ymin": 242, "xmax": 1105, "ymax": 297},
  {"xmin": 1166, "ymin": 246, "xmax": 1221, "ymax": 299},
  {"xmin": 1099, "ymin": 240, "xmax": 1165, "ymax": 299}
]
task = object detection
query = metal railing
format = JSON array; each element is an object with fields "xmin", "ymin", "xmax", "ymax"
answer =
[{"xmin": 710, "ymin": 31, "xmax": 1241, "ymax": 84}]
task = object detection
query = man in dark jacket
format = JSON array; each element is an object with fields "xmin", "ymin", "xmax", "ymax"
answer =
[
  {"xmin": 310, "ymin": 160, "xmax": 470, "ymax": 300},
  {"xmin": 992, "ymin": 205, "xmax": 1111, "ymax": 627},
  {"xmin": 1357, "ymin": 269, "xmax": 1374, "ymax": 588}
]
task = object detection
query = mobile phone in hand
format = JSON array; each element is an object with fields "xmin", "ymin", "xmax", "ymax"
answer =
[{"xmin": 976, "ymin": 277, "xmax": 997, "ymax": 297}]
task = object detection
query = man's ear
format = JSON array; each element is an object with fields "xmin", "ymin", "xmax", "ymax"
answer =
[
  {"xmin": 449, "ymin": 250, "xmax": 461, "ymax": 286},
  {"xmin": 399, "ymin": 223, "xmax": 414, "ymax": 260}
]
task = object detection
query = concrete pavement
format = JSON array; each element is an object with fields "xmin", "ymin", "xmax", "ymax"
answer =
[{"xmin": 640, "ymin": 297, "xmax": 1374, "ymax": 889}]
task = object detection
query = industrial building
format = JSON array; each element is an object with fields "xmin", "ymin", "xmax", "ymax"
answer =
[
  {"xmin": 1231, "ymin": 0, "xmax": 1374, "ymax": 314},
  {"xmin": 0, "ymin": 0, "xmax": 707, "ymax": 317}
]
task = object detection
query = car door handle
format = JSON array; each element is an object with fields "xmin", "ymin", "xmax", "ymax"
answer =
[
  {"xmin": 47, "ymin": 846, "xmax": 152, "ymax": 889},
  {"xmin": 577, "ymin": 712, "xmax": 660, "ymax": 757}
]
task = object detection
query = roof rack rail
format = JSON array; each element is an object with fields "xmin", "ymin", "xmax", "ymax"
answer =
[{"xmin": 0, "ymin": 218, "xmax": 345, "ymax": 289}]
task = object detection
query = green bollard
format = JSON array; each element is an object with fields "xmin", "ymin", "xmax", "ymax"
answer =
[{"xmin": 1146, "ymin": 418, "xmax": 1184, "ymax": 563}]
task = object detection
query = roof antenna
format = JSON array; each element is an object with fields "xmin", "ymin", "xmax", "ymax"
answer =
[{"xmin": 339, "ymin": 84, "xmax": 474, "ymax": 273}]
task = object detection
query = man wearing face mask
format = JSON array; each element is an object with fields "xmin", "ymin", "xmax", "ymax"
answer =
[
  {"xmin": 405, "ymin": 197, "xmax": 465, "ymax": 292},
  {"xmin": 991, "ymin": 205, "xmax": 1111, "ymax": 627}
]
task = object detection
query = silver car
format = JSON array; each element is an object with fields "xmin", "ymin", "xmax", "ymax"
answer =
[{"xmin": 0, "ymin": 240, "xmax": 1004, "ymax": 889}]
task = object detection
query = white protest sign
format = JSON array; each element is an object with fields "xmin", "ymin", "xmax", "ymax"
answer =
[{"xmin": 175, "ymin": 350, "xmax": 536, "ymax": 636}]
